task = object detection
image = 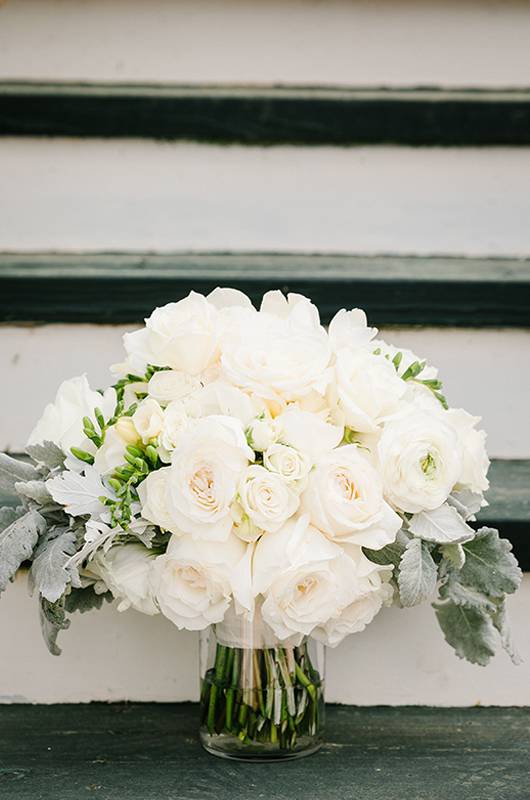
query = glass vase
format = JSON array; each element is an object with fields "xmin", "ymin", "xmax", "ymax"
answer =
[{"xmin": 199, "ymin": 606, "xmax": 325, "ymax": 761}]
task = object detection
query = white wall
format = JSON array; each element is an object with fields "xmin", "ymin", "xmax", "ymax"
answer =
[{"xmin": 1, "ymin": 0, "xmax": 530, "ymax": 87}]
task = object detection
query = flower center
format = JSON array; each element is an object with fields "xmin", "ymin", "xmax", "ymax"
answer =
[
  {"xmin": 296, "ymin": 576, "xmax": 317, "ymax": 596},
  {"xmin": 189, "ymin": 465, "xmax": 216, "ymax": 505},
  {"xmin": 335, "ymin": 468, "xmax": 360, "ymax": 501},
  {"xmin": 420, "ymin": 452, "xmax": 437, "ymax": 478}
]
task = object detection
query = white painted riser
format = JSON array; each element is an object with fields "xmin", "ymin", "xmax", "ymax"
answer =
[{"xmin": 1, "ymin": 141, "xmax": 530, "ymax": 255}]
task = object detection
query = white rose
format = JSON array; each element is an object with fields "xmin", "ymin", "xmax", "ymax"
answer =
[
  {"xmin": 132, "ymin": 399, "xmax": 165, "ymax": 443},
  {"xmin": 447, "ymin": 408, "xmax": 490, "ymax": 493},
  {"xmin": 148, "ymin": 370, "xmax": 202, "ymax": 405},
  {"xmin": 331, "ymin": 348, "xmax": 406, "ymax": 433},
  {"xmin": 89, "ymin": 543, "xmax": 158, "ymax": 615},
  {"xmin": 301, "ymin": 445, "xmax": 401, "ymax": 548},
  {"xmin": 27, "ymin": 375, "xmax": 116, "ymax": 453},
  {"xmin": 167, "ymin": 415, "xmax": 253, "ymax": 541},
  {"xmin": 137, "ymin": 467, "xmax": 182, "ymax": 534},
  {"xmin": 253, "ymin": 515, "xmax": 360, "ymax": 640},
  {"xmin": 275, "ymin": 406, "xmax": 343, "ymax": 462},
  {"xmin": 221, "ymin": 292, "xmax": 332, "ymax": 402},
  {"xmin": 151, "ymin": 533, "xmax": 252, "ymax": 630},
  {"xmin": 158, "ymin": 400, "xmax": 191, "ymax": 462},
  {"xmin": 239, "ymin": 464, "xmax": 300, "ymax": 533},
  {"xmin": 328, "ymin": 308, "xmax": 377, "ymax": 351},
  {"xmin": 378, "ymin": 408, "xmax": 463, "ymax": 513},
  {"xmin": 123, "ymin": 292, "xmax": 220, "ymax": 375},
  {"xmin": 263, "ymin": 443, "xmax": 311, "ymax": 485},
  {"xmin": 313, "ymin": 548, "xmax": 393, "ymax": 647}
]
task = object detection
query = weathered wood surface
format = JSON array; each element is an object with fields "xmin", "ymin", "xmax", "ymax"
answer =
[
  {"xmin": 1, "ymin": 252, "xmax": 529, "ymax": 326},
  {"xmin": 2, "ymin": 83, "xmax": 530, "ymax": 146},
  {"xmin": 1, "ymin": 704, "xmax": 529, "ymax": 800}
]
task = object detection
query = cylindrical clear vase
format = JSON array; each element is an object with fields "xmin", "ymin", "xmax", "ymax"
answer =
[{"xmin": 199, "ymin": 607, "xmax": 325, "ymax": 761}]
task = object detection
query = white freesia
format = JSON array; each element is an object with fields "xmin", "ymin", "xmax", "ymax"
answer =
[
  {"xmin": 447, "ymin": 408, "xmax": 490, "ymax": 493},
  {"xmin": 137, "ymin": 467, "xmax": 182, "ymax": 535},
  {"xmin": 158, "ymin": 401, "xmax": 191, "ymax": 462},
  {"xmin": 46, "ymin": 465, "xmax": 113, "ymax": 517},
  {"xmin": 94, "ymin": 422, "xmax": 138, "ymax": 475},
  {"xmin": 132, "ymin": 398, "xmax": 165, "ymax": 444},
  {"xmin": 246, "ymin": 416, "xmax": 278, "ymax": 452},
  {"xmin": 313, "ymin": 547, "xmax": 393, "ymax": 647},
  {"xmin": 301, "ymin": 445, "xmax": 401, "ymax": 548},
  {"xmin": 253, "ymin": 515, "xmax": 360, "ymax": 640},
  {"xmin": 372, "ymin": 339, "xmax": 438, "ymax": 381},
  {"xmin": 27, "ymin": 375, "xmax": 116, "ymax": 453},
  {"xmin": 239, "ymin": 464, "xmax": 300, "ymax": 533},
  {"xmin": 185, "ymin": 381, "xmax": 256, "ymax": 427},
  {"xmin": 148, "ymin": 370, "xmax": 202, "ymax": 405},
  {"xmin": 331, "ymin": 348, "xmax": 406, "ymax": 433},
  {"xmin": 221, "ymin": 293, "xmax": 332, "ymax": 402},
  {"xmin": 89, "ymin": 543, "xmax": 158, "ymax": 615},
  {"xmin": 167, "ymin": 416, "xmax": 253, "ymax": 541},
  {"xmin": 123, "ymin": 292, "xmax": 220, "ymax": 375},
  {"xmin": 263, "ymin": 443, "xmax": 312, "ymax": 485},
  {"xmin": 378, "ymin": 408, "xmax": 463, "ymax": 513},
  {"xmin": 328, "ymin": 308, "xmax": 377, "ymax": 351},
  {"xmin": 151, "ymin": 533, "xmax": 252, "ymax": 630},
  {"xmin": 275, "ymin": 406, "xmax": 343, "ymax": 462}
]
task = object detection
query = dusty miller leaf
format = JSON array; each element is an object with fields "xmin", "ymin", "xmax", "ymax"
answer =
[
  {"xmin": 433, "ymin": 601, "xmax": 497, "ymax": 666},
  {"xmin": 30, "ymin": 526, "xmax": 80, "ymax": 603},
  {"xmin": 409, "ymin": 503, "xmax": 475, "ymax": 545},
  {"xmin": 440, "ymin": 543, "xmax": 466, "ymax": 570},
  {"xmin": 447, "ymin": 490, "xmax": 484, "ymax": 520},
  {"xmin": 25, "ymin": 441, "xmax": 66, "ymax": 471},
  {"xmin": 65, "ymin": 586, "xmax": 113, "ymax": 614},
  {"xmin": 363, "ymin": 530, "xmax": 409, "ymax": 568},
  {"xmin": 0, "ymin": 509, "xmax": 46, "ymax": 593},
  {"xmin": 438, "ymin": 578, "xmax": 496, "ymax": 612},
  {"xmin": 460, "ymin": 528, "xmax": 522, "ymax": 598},
  {"xmin": 491, "ymin": 600, "xmax": 522, "ymax": 666},
  {"xmin": 0, "ymin": 453, "xmax": 39, "ymax": 496},
  {"xmin": 14, "ymin": 480, "xmax": 55, "ymax": 507},
  {"xmin": 39, "ymin": 596, "xmax": 70, "ymax": 656},
  {"xmin": 397, "ymin": 537, "xmax": 437, "ymax": 607}
]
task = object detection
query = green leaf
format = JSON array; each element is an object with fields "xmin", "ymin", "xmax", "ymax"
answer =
[
  {"xmin": 438, "ymin": 577, "xmax": 496, "ymax": 612},
  {"xmin": 0, "ymin": 509, "xmax": 46, "ymax": 594},
  {"xmin": 440, "ymin": 542, "xmax": 466, "ymax": 569},
  {"xmin": 0, "ymin": 453, "xmax": 39, "ymax": 496},
  {"xmin": 26, "ymin": 441, "xmax": 65, "ymax": 471},
  {"xmin": 460, "ymin": 527, "xmax": 522, "ymax": 598},
  {"xmin": 397, "ymin": 537, "xmax": 437, "ymax": 607},
  {"xmin": 408, "ymin": 503, "xmax": 475, "ymax": 544},
  {"xmin": 434, "ymin": 601, "xmax": 497, "ymax": 666},
  {"xmin": 65, "ymin": 586, "xmax": 112, "ymax": 614},
  {"xmin": 39, "ymin": 596, "xmax": 70, "ymax": 656},
  {"xmin": 491, "ymin": 600, "xmax": 522, "ymax": 666},
  {"xmin": 363, "ymin": 531, "xmax": 409, "ymax": 568},
  {"xmin": 30, "ymin": 527, "xmax": 80, "ymax": 603}
]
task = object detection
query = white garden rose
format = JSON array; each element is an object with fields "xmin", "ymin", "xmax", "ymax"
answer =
[
  {"xmin": 123, "ymin": 292, "xmax": 220, "ymax": 375},
  {"xmin": 89, "ymin": 543, "xmax": 158, "ymax": 615},
  {"xmin": 238, "ymin": 464, "xmax": 300, "ymax": 533},
  {"xmin": 378, "ymin": 408, "xmax": 463, "ymax": 513},
  {"xmin": 263, "ymin": 443, "xmax": 311, "ymax": 485},
  {"xmin": 147, "ymin": 370, "xmax": 202, "ymax": 405},
  {"xmin": 313, "ymin": 547, "xmax": 393, "ymax": 647},
  {"xmin": 137, "ymin": 467, "xmax": 182, "ymax": 535},
  {"xmin": 167, "ymin": 415, "xmax": 253, "ymax": 541},
  {"xmin": 27, "ymin": 375, "xmax": 116, "ymax": 453},
  {"xmin": 301, "ymin": 445, "xmax": 401, "ymax": 548},
  {"xmin": 328, "ymin": 307, "xmax": 377, "ymax": 351},
  {"xmin": 132, "ymin": 398, "xmax": 165, "ymax": 444},
  {"xmin": 253, "ymin": 515, "xmax": 360, "ymax": 640},
  {"xmin": 447, "ymin": 408, "xmax": 490, "ymax": 493},
  {"xmin": 151, "ymin": 533, "xmax": 252, "ymax": 630},
  {"xmin": 331, "ymin": 348, "xmax": 406, "ymax": 433},
  {"xmin": 221, "ymin": 293, "xmax": 332, "ymax": 402}
]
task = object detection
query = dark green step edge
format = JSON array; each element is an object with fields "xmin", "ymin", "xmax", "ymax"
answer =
[
  {"xmin": 1, "ymin": 459, "xmax": 528, "ymax": 568},
  {"xmin": 1, "ymin": 82, "xmax": 530, "ymax": 145},
  {"xmin": 1, "ymin": 252, "xmax": 530, "ymax": 327}
]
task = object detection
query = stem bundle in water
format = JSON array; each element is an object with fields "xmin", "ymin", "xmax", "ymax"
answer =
[{"xmin": 200, "ymin": 640, "xmax": 324, "ymax": 753}]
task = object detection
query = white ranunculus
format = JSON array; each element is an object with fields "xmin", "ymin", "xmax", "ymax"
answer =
[
  {"xmin": 147, "ymin": 370, "xmax": 202, "ymax": 405},
  {"xmin": 447, "ymin": 408, "xmax": 490, "ymax": 493},
  {"xmin": 158, "ymin": 400, "xmax": 191, "ymax": 462},
  {"xmin": 167, "ymin": 415, "xmax": 253, "ymax": 541},
  {"xmin": 263, "ymin": 443, "xmax": 311, "ymax": 485},
  {"xmin": 221, "ymin": 292, "xmax": 332, "ymax": 403},
  {"xmin": 27, "ymin": 375, "xmax": 116, "ymax": 453},
  {"xmin": 253, "ymin": 515, "xmax": 360, "ymax": 640},
  {"xmin": 137, "ymin": 467, "xmax": 182, "ymax": 535},
  {"xmin": 328, "ymin": 308, "xmax": 378, "ymax": 351},
  {"xmin": 239, "ymin": 464, "xmax": 300, "ymax": 533},
  {"xmin": 331, "ymin": 348, "xmax": 406, "ymax": 433},
  {"xmin": 301, "ymin": 445, "xmax": 401, "ymax": 548},
  {"xmin": 151, "ymin": 533, "xmax": 252, "ymax": 630},
  {"xmin": 89, "ymin": 543, "xmax": 158, "ymax": 615},
  {"xmin": 378, "ymin": 408, "xmax": 463, "ymax": 513},
  {"xmin": 313, "ymin": 547, "xmax": 393, "ymax": 647},
  {"xmin": 275, "ymin": 406, "xmax": 343, "ymax": 462},
  {"xmin": 132, "ymin": 398, "xmax": 165, "ymax": 444},
  {"xmin": 123, "ymin": 292, "xmax": 221, "ymax": 375}
]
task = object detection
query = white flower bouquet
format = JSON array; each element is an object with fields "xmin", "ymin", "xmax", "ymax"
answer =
[{"xmin": 0, "ymin": 289, "xmax": 521, "ymax": 758}]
